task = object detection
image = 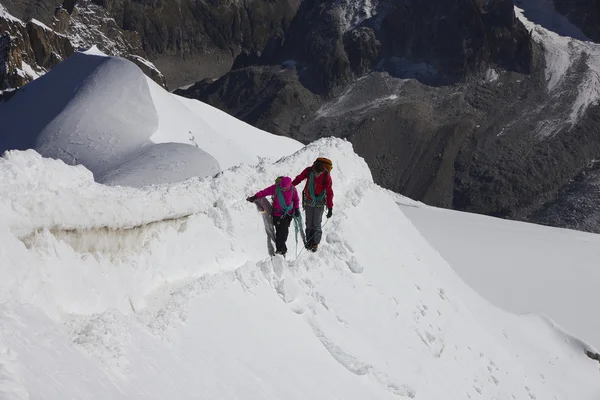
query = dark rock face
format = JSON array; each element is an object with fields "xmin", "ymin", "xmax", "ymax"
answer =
[
  {"xmin": 272, "ymin": 0, "xmax": 352, "ymax": 94},
  {"xmin": 0, "ymin": 1, "xmax": 167, "ymax": 89},
  {"xmin": 66, "ymin": 0, "xmax": 145, "ymax": 58},
  {"xmin": 344, "ymin": 28, "xmax": 380, "ymax": 76},
  {"xmin": 253, "ymin": 0, "xmax": 533, "ymax": 94},
  {"xmin": 553, "ymin": 0, "xmax": 600, "ymax": 42},
  {"xmin": 90, "ymin": 0, "xmax": 302, "ymax": 88},
  {"xmin": 0, "ymin": 12, "xmax": 73, "ymax": 89},
  {"xmin": 177, "ymin": 65, "xmax": 320, "ymax": 138},
  {"xmin": 2, "ymin": 0, "xmax": 63, "ymax": 25},
  {"xmin": 377, "ymin": 0, "xmax": 532, "ymax": 83},
  {"xmin": 53, "ymin": 6, "xmax": 70, "ymax": 32},
  {"xmin": 126, "ymin": 54, "xmax": 167, "ymax": 88},
  {"xmin": 531, "ymin": 156, "xmax": 600, "ymax": 233},
  {"xmin": 27, "ymin": 19, "xmax": 73, "ymax": 69}
]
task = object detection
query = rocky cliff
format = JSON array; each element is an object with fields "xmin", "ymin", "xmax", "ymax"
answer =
[
  {"xmin": 553, "ymin": 0, "xmax": 600, "ymax": 43},
  {"xmin": 84, "ymin": 0, "xmax": 302, "ymax": 88},
  {"xmin": 0, "ymin": 4, "xmax": 72, "ymax": 89},
  {"xmin": 0, "ymin": 0, "xmax": 166, "ymax": 91}
]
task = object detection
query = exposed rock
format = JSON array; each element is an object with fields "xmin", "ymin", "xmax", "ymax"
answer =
[
  {"xmin": 553, "ymin": 0, "xmax": 600, "ymax": 43},
  {"xmin": 91, "ymin": 0, "xmax": 302, "ymax": 88},
  {"xmin": 376, "ymin": 0, "xmax": 532, "ymax": 83},
  {"xmin": 67, "ymin": 0, "xmax": 145, "ymax": 57},
  {"xmin": 272, "ymin": 0, "xmax": 352, "ymax": 95},
  {"xmin": 0, "ymin": 6, "xmax": 57, "ymax": 89},
  {"xmin": 26, "ymin": 18, "xmax": 73, "ymax": 69},
  {"xmin": 126, "ymin": 54, "xmax": 167, "ymax": 88},
  {"xmin": 0, "ymin": 1, "xmax": 168, "ymax": 90},
  {"xmin": 1, "ymin": 0, "xmax": 63, "ymax": 26},
  {"xmin": 343, "ymin": 28, "xmax": 380, "ymax": 76},
  {"xmin": 176, "ymin": 65, "xmax": 320, "ymax": 138},
  {"xmin": 52, "ymin": 5, "xmax": 69, "ymax": 33}
]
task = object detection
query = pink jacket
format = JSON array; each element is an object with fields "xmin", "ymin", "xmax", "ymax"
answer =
[{"xmin": 254, "ymin": 185, "xmax": 300, "ymax": 217}]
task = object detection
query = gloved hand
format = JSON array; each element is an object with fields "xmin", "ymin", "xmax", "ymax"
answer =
[
  {"xmin": 294, "ymin": 209, "xmax": 301, "ymax": 218},
  {"xmin": 246, "ymin": 195, "xmax": 257, "ymax": 203},
  {"xmin": 327, "ymin": 208, "xmax": 333, "ymax": 219}
]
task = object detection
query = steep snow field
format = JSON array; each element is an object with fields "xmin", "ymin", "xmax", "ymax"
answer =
[
  {"xmin": 0, "ymin": 139, "xmax": 599, "ymax": 399},
  {"xmin": 0, "ymin": 48, "xmax": 301, "ymax": 187},
  {"xmin": 400, "ymin": 201, "xmax": 600, "ymax": 350}
]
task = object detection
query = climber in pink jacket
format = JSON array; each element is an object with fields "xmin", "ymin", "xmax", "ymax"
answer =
[{"xmin": 246, "ymin": 176, "xmax": 300, "ymax": 256}]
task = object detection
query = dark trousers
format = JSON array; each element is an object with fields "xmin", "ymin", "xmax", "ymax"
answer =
[
  {"xmin": 272, "ymin": 214, "xmax": 293, "ymax": 253},
  {"xmin": 305, "ymin": 205, "xmax": 325, "ymax": 245}
]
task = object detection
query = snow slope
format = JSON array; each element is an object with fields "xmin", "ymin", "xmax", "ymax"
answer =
[
  {"xmin": 400, "ymin": 200, "xmax": 600, "ymax": 350},
  {"xmin": 0, "ymin": 48, "xmax": 301, "ymax": 187},
  {"xmin": 0, "ymin": 138, "xmax": 599, "ymax": 399}
]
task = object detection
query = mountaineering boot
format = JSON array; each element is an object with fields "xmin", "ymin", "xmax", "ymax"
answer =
[
  {"xmin": 275, "ymin": 249, "xmax": 287, "ymax": 257},
  {"xmin": 310, "ymin": 244, "xmax": 318, "ymax": 252},
  {"xmin": 305, "ymin": 241, "xmax": 313, "ymax": 250}
]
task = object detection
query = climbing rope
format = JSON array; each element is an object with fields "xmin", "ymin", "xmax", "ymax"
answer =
[{"xmin": 294, "ymin": 216, "xmax": 331, "ymax": 260}]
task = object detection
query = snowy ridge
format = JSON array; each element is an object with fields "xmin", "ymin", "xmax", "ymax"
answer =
[
  {"xmin": 515, "ymin": 0, "xmax": 600, "ymax": 134},
  {"xmin": 1, "ymin": 138, "xmax": 599, "ymax": 399},
  {"xmin": 0, "ymin": 49, "xmax": 301, "ymax": 187}
]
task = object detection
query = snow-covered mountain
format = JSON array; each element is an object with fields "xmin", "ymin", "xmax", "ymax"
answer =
[{"xmin": 1, "ymin": 49, "xmax": 600, "ymax": 399}]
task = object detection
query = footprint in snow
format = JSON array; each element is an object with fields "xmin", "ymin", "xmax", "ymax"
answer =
[
  {"xmin": 346, "ymin": 256, "xmax": 363, "ymax": 273},
  {"xmin": 311, "ymin": 322, "xmax": 416, "ymax": 398}
]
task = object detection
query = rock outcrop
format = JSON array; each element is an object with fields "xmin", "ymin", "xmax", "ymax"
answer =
[
  {"xmin": 0, "ymin": 5, "xmax": 73, "ymax": 89},
  {"xmin": 553, "ymin": 0, "xmax": 600, "ymax": 42},
  {"xmin": 0, "ymin": 1, "xmax": 166, "ymax": 89},
  {"xmin": 88, "ymin": 0, "xmax": 302, "ymax": 88}
]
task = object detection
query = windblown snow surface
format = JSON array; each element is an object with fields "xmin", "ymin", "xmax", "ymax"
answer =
[
  {"xmin": 0, "ymin": 138, "xmax": 599, "ymax": 399},
  {"xmin": 400, "ymin": 200, "xmax": 600, "ymax": 351},
  {"xmin": 0, "ymin": 48, "xmax": 301, "ymax": 187}
]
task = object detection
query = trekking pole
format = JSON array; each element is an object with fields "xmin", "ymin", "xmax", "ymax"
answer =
[{"xmin": 293, "ymin": 214, "xmax": 304, "ymax": 257}]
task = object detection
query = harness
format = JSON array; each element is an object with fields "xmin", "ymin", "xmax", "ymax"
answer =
[
  {"xmin": 305, "ymin": 170, "xmax": 328, "ymax": 207},
  {"xmin": 274, "ymin": 185, "xmax": 296, "ymax": 216}
]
